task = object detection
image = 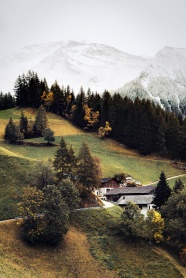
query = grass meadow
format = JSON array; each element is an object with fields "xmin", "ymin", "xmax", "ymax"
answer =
[
  {"xmin": 0, "ymin": 206, "xmax": 183, "ymax": 278},
  {"xmin": 0, "ymin": 107, "xmax": 186, "ymax": 219},
  {"xmin": 0, "ymin": 108, "xmax": 185, "ymax": 277}
]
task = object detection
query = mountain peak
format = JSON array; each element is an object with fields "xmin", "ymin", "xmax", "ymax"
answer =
[
  {"xmin": 1, "ymin": 41, "xmax": 186, "ymax": 114},
  {"xmin": 0, "ymin": 40, "xmax": 149, "ymax": 94}
]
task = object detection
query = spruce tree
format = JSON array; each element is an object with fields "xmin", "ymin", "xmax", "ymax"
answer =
[
  {"xmin": 4, "ymin": 117, "xmax": 22, "ymax": 143},
  {"xmin": 33, "ymin": 105, "xmax": 48, "ymax": 136},
  {"xmin": 77, "ymin": 142, "xmax": 100, "ymax": 190},
  {"xmin": 153, "ymin": 171, "xmax": 171, "ymax": 210},
  {"xmin": 173, "ymin": 178, "xmax": 184, "ymax": 193},
  {"xmin": 44, "ymin": 128, "xmax": 55, "ymax": 144},
  {"xmin": 20, "ymin": 111, "xmax": 28, "ymax": 138},
  {"xmin": 53, "ymin": 137, "xmax": 77, "ymax": 181}
]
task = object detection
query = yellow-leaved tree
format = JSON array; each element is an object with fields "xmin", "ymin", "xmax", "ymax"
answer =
[
  {"xmin": 41, "ymin": 91, "xmax": 54, "ymax": 108},
  {"xmin": 145, "ymin": 209, "xmax": 164, "ymax": 243},
  {"xmin": 98, "ymin": 121, "xmax": 112, "ymax": 139},
  {"xmin": 83, "ymin": 104, "xmax": 99, "ymax": 129}
]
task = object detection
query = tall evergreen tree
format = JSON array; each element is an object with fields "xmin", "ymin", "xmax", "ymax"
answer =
[
  {"xmin": 77, "ymin": 142, "xmax": 100, "ymax": 190},
  {"xmin": 100, "ymin": 90, "xmax": 111, "ymax": 126},
  {"xmin": 173, "ymin": 179, "xmax": 184, "ymax": 193},
  {"xmin": 153, "ymin": 171, "xmax": 172, "ymax": 210},
  {"xmin": 44, "ymin": 128, "xmax": 55, "ymax": 145},
  {"xmin": 53, "ymin": 137, "xmax": 77, "ymax": 181},
  {"xmin": 20, "ymin": 111, "xmax": 28, "ymax": 138},
  {"xmin": 71, "ymin": 88, "xmax": 86, "ymax": 128},
  {"xmin": 50, "ymin": 81, "xmax": 63, "ymax": 114},
  {"xmin": 4, "ymin": 117, "xmax": 22, "ymax": 143},
  {"xmin": 33, "ymin": 105, "xmax": 48, "ymax": 136}
]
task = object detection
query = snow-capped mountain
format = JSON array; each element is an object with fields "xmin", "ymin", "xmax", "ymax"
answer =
[
  {"xmin": 1, "ymin": 41, "xmax": 186, "ymax": 113},
  {"xmin": 117, "ymin": 46, "xmax": 186, "ymax": 113},
  {"xmin": 0, "ymin": 40, "xmax": 149, "ymax": 94}
]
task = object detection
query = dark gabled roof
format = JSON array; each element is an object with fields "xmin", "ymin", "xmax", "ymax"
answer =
[
  {"xmin": 101, "ymin": 178, "xmax": 118, "ymax": 183},
  {"xmin": 105, "ymin": 185, "xmax": 156, "ymax": 196}
]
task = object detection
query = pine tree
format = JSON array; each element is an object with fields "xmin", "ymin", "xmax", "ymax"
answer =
[
  {"xmin": 100, "ymin": 90, "xmax": 111, "ymax": 126},
  {"xmin": 77, "ymin": 142, "xmax": 100, "ymax": 190},
  {"xmin": 44, "ymin": 128, "xmax": 55, "ymax": 144},
  {"xmin": 173, "ymin": 178, "xmax": 184, "ymax": 193},
  {"xmin": 71, "ymin": 88, "xmax": 86, "ymax": 128},
  {"xmin": 33, "ymin": 105, "xmax": 48, "ymax": 136},
  {"xmin": 53, "ymin": 137, "xmax": 77, "ymax": 181},
  {"xmin": 153, "ymin": 171, "xmax": 171, "ymax": 210},
  {"xmin": 20, "ymin": 111, "xmax": 28, "ymax": 138},
  {"xmin": 4, "ymin": 117, "xmax": 22, "ymax": 143}
]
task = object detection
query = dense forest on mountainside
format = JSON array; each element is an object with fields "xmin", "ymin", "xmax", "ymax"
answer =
[{"xmin": 1, "ymin": 71, "xmax": 186, "ymax": 160}]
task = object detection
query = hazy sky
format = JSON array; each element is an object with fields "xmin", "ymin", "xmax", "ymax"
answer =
[{"xmin": 1, "ymin": 0, "xmax": 186, "ymax": 58}]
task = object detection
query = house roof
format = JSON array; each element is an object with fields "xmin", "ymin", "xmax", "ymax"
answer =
[
  {"xmin": 105, "ymin": 185, "xmax": 156, "ymax": 195},
  {"xmin": 116, "ymin": 195, "xmax": 154, "ymax": 205},
  {"xmin": 101, "ymin": 178, "xmax": 118, "ymax": 183}
]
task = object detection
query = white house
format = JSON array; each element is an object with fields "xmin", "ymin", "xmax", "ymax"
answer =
[{"xmin": 105, "ymin": 185, "xmax": 156, "ymax": 216}]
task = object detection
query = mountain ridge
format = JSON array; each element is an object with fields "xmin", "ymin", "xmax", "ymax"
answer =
[{"xmin": 1, "ymin": 41, "xmax": 186, "ymax": 112}]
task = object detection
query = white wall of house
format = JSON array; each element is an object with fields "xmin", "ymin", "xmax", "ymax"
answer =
[
  {"xmin": 139, "ymin": 204, "xmax": 154, "ymax": 216},
  {"xmin": 96, "ymin": 187, "xmax": 113, "ymax": 197}
]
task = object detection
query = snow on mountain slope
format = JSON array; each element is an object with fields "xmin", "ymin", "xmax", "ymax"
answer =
[
  {"xmin": 0, "ymin": 41, "xmax": 149, "ymax": 94},
  {"xmin": 1, "ymin": 41, "xmax": 186, "ymax": 113},
  {"xmin": 117, "ymin": 46, "xmax": 186, "ymax": 112}
]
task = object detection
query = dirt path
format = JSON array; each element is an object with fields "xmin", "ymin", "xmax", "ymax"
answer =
[
  {"xmin": 153, "ymin": 246, "xmax": 186, "ymax": 278},
  {"xmin": 145, "ymin": 173, "xmax": 186, "ymax": 186}
]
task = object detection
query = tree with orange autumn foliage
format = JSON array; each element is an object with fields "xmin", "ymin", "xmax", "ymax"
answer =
[
  {"xmin": 83, "ymin": 104, "xmax": 99, "ymax": 129},
  {"xmin": 98, "ymin": 121, "xmax": 112, "ymax": 139}
]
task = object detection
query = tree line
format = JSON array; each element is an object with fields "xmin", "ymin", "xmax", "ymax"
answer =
[
  {"xmin": 1, "ymin": 70, "xmax": 184, "ymax": 160},
  {"xmin": 0, "ymin": 92, "xmax": 16, "ymax": 110}
]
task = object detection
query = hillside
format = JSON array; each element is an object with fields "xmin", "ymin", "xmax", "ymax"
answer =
[
  {"xmin": 0, "ymin": 107, "xmax": 186, "ymax": 220},
  {"xmin": 0, "ymin": 206, "xmax": 184, "ymax": 278}
]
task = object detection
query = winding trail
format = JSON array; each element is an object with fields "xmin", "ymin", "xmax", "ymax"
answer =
[{"xmin": 145, "ymin": 173, "xmax": 186, "ymax": 186}]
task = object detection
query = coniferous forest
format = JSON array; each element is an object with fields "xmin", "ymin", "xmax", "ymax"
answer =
[{"xmin": 2, "ymin": 70, "xmax": 186, "ymax": 160}]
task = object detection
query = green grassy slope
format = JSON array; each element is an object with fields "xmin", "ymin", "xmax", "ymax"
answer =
[
  {"xmin": 72, "ymin": 206, "xmax": 184, "ymax": 278},
  {"xmin": 0, "ymin": 155, "xmax": 36, "ymax": 220},
  {"xmin": 0, "ymin": 206, "xmax": 183, "ymax": 278},
  {"xmin": 0, "ymin": 107, "xmax": 186, "ymax": 219}
]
